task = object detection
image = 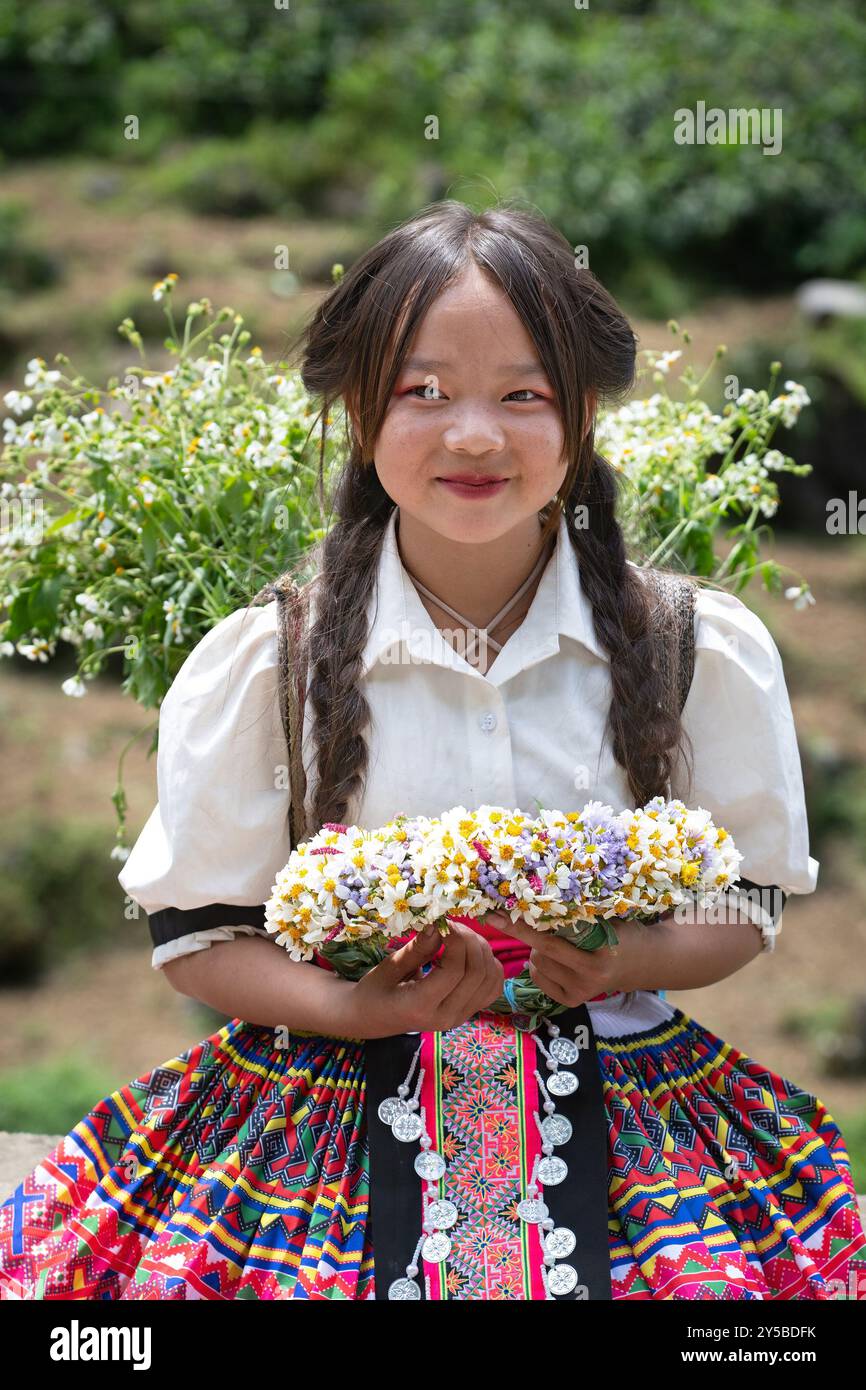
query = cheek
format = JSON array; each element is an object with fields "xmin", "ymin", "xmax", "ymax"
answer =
[
  {"xmin": 370, "ymin": 414, "xmax": 431, "ymax": 500},
  {"xmin": 375, "ymin": 405, "xmax": 439, "ymax": 464},
  {"xmin": 515, "ymin": 414, "xmax": 568, "ymax": 485}
]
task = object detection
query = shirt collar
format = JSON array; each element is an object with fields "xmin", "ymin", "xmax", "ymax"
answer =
[{"xmin": 360, "ymin": 506, "xmax": 609, "ymax": 679}]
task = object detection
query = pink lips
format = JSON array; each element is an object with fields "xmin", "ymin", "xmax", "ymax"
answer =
[{"xmin": 437, "ymin": 475, "xmax": 509, "ymax": 500}]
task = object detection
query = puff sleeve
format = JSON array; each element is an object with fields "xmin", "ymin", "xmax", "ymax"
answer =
[
  {"xmin": 671, "ymin": 585, "xmax": 820, "ymax": 952},
  {"xmin": 117, "ymin": 600, "xmax": 293, "ymax": 970}
]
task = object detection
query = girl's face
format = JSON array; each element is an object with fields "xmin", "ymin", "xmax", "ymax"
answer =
[{"xmin": 367, "ymin": 262, "xmax": 574, "ymax": 546}]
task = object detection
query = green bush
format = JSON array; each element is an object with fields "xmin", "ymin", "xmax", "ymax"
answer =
[
  {"xmin": 1, "ymin": 2, "xmax": 863, "ymax": 291},
  {"xmin": 0, "ymin": 815, "xmax": 139, "ymax": 983},
  {"xmin": 139, "ymin": 125, "xmax": 322, "ymax": 219},
  {"xmin": 0, "ymin": 202, "xmax": 60, "ymax": 297},
  {"xmin": 804, "ymin": 751, "xmax": 866, "ymax": 858},
  {"xmin": 0, "ymin": 1053, "xmax": 119, "ymax": 1133},
  {"xmin": 0, "ymin": 0, "xmax": 342, "ymax": 158},
  {"xmin": 834, "ymin": 1109, "xmax": 866, "ymax": 1195}
]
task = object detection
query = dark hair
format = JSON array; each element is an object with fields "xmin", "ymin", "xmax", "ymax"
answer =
[{"xmin": 266, "ymin": 199, "xmax": 697, "ymax": 831}]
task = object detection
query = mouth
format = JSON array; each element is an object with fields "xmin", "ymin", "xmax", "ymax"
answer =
[{"xmin": 436, "ymin": 475, "xmax": 510, "ymax": 499}]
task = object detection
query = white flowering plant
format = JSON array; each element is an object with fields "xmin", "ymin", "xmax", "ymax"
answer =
[
  {"xmin": 0, "ymin": 274, "xmax": 343, "ymax": 855},
  {"xmin": 598, "ymin": 323, "xmax": 815, "ymax": 609}
]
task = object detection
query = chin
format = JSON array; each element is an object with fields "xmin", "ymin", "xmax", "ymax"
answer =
[{"xmin": 428, "ymin": 510, "xmax": 527, "ymax": 546}]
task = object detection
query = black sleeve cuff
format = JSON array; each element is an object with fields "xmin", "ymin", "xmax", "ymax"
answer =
[
  {"xmin": 147, "ymin": 902, "xmax": 267, "ymax": 948},
  {"xmin": 731, "ymin": 876, "xmax": 788, "ymax": 928}
]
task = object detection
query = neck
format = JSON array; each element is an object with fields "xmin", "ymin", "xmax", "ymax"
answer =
[{"xmin": 395, "ymin": 508, "xmax": 556, "ymax": 629}]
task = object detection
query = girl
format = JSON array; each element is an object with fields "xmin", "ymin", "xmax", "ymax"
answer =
[{"xmin": 2, "ymin": 201, "xmax": 864, "ymax": 1301}]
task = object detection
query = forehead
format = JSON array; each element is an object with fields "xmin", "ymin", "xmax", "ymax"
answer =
[{"xmin": 399, "ymin": 265, "xmax": 543, "ymax": 373}]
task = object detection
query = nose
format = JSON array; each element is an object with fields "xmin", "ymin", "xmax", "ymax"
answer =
[{"xmin": 441, "ymin": 404, "xmax": 507, "ymax": 456}]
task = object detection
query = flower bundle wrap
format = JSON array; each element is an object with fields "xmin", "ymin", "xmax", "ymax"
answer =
[{"xmin": 264, "ymin": 798, "xmax": 743, "ymax": 1029}]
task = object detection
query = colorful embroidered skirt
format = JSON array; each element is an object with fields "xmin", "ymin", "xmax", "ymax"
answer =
[{"xmin": 2, "ymin": 999, "xmax": 865, "ymax": 1300}]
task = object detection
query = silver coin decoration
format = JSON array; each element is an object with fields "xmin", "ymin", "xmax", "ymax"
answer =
[
  {"xmin": 388, "ymin": 1276, "xmax": 422, "ymax": 1300},
  {"xmin": 544, "ymin": 1226, "xmax": 577, "ymax": 1259},
  {"xmin": 537, "ymin": 1155, "xmax": 568, "ymax": 1186},
  {"xmin": 517, "ymin": 1197, "xmax": 549, "ymax": 1224},
  {"xmin": 414, "ymin": 1150, "xmax": 446, "ymax": 1180},
  {"xmin": 422, "ymin": 1230, "xmax": 452, "ymax": 1262},
  {"xmin": 392, "ymin": 1111, "xmax": 423, "ymax": 1142},
  {"xmin": 378, "ymin": 1024, "xmax": 590, "ymax": 1298},
  {"xmin": 426, "ymin": 1199, "xmax": 458, "ymax": 1230},
  {"xmin": 541, "ymin": 1113, "xmax": 572, "ymax": 1146},
  {"xmin": 547, "ymin": 1262, "xmax": 579, "ymax": 1295},
  {"xmin": 549, "ymin": 1037, "xmax": 580, "ymax": 1065},
  {"xmin": 378, "ymin": 1097, "xmax": 406, "ymax": 1125},
  {"xmin": 547, "ymin": 1070, "xmax": 578, "ymax": 1097}
]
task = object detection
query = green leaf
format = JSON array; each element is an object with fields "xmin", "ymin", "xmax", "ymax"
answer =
[
  {"xmin": 141, "ymin": 519, "xmax": 158, "ymax": 569},
  {"xmin": 29, "ymin": 575, "xmax": 64, "ymax": 630},
  {"xmin": 44, "ymin": 508, "xmax": 85, "ymax": 538},
  {"xmin": 260, "ymin": 488, "xmax": 280, "ymax": 531},
  {"xmin": 760, "ymin": 561, "xmax": 783, "ymax": 593},
  {"xmin": 222, "ymin": 478, "xmax": 251, "ymax": 521},
  {"xmin": 5, "ymin": 588, "xmax": 35, "ymax": 641}
]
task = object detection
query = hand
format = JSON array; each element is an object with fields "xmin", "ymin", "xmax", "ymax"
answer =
[
  {"xmin": 482, "ymin": 910, "xmax": 635, "ymax": 1007},
  {"xmin": 344, "ymin": 921, "xmax": 506, "ymax": 1039}
]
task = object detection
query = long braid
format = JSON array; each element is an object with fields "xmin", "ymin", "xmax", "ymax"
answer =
[
  {"xmin": 564, "ymin": 452, "xmax": 695, "ymax": 806},
  {"xmin": 306, "ymin": 456, "xmax": 393, "ymax": 828}
]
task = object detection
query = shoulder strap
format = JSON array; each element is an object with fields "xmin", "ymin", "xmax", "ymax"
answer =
[{"xmin": 642, "ymin": 568, "xmax": 698, "ymax": 716}]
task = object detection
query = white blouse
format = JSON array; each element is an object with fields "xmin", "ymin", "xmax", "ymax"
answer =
[{"xmin": 118, "ymin": 507, "xmax": 819, "ymax": 1022}]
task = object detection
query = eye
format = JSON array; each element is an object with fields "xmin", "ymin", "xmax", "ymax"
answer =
[
  {"xmin": 406, "ymin": 384, "xmax": 446, "ymax": 399},
  {"xmin": 405, "ymin": 385, "xmax": 544, "ymax": 401}
]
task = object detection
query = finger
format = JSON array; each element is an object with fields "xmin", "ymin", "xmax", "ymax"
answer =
[
  {"xmin": 530, "ymin": 950, "xmax": 596, "ymax": 1006},
  {"xmin": 412, "ymin": 924, "xmax": 473, "ymax": 1003},
  {"xmin": 484, "ymin": 913, "xmax": 591, "ymax": 980},
  {"xmin": 528, "ymin": 950, "xmax": 576, "ymax": 997},
  {"xmin": 459, "ymin": 946, "xmax": 506, "ymax": 1016},
  {"xmin": 475, "ymin": 956, "xmax": 506, "ymax": 1012},
  {"xmin": 520, "ymin": 923, "xmax": 583, "ymax": 968},
  {"xmin": 448, "ymin": 937, "xmax": 505, "ymax": 1022},
  {"xmin": 385, "ymin": 925, "xmax": 445, "ymax": 982},
  {"xmin": 482, "ymin": 910, "xmax": 527, "ymax": 937},
  {"xmin": 482, "ymin": 912, "xmax": 543, "ymax": 947},
  {"xmin": 433, "ymin": 927, "xmax": 497, "ymax": 1020},
  {"xmin": 528, "ymin": 959, "xmax": 570, "ymax": 1006}
]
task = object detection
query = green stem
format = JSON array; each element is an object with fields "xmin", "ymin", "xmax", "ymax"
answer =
[
  {"xmin": 78, "ymin": 644, "xmax": 135, "ymax": 673},
  {"xmin": 645, "ymin": 515, "xmax": 692, "ymax": 566},
  {"xmin": 714, "ymin": 502, "xmax": 761, "ymax": 580},
  {"xmin": 689, "ymin": 352, "xmax": 724, "ymax": 399},
  {"xmin": 216, "ymin": 318, "xmax": 243, "ymax": 406},
  {"xmin": 644, "ymin": 504, "xmax": 718, "ymax": 567},
  {"xmin": 112, "ymin": 718, "xmax": 158, "ymax": 843}
]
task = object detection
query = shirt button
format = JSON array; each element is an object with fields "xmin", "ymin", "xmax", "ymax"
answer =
[{"xmin": 479, "ymin": 711, "xmax": 498, "ymax": 733}]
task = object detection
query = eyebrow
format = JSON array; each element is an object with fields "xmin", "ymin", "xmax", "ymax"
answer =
[{"xmin": 401, "ymin": 356, "xmax": 548, "ymax": 376}]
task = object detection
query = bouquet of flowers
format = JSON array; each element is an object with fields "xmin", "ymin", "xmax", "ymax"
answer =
[{"xmin": 264, "ymin": 797, "xmax": 743, "ymax": 1026}]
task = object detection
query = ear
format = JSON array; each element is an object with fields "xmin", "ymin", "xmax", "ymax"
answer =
[{"xmin": 582, "ymin": 389, "xmax": 597, "ymax": 439}]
